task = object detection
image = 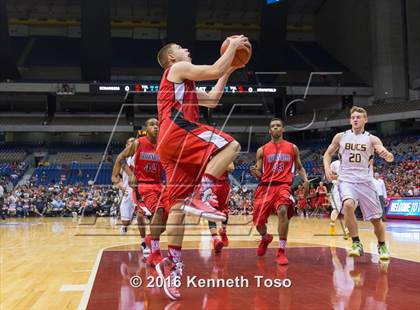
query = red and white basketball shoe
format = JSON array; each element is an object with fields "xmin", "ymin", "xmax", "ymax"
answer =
[
  {"xmin": 155, "ymin": 258, "xmax": 183, "ymax": 300},
  {"xmin": 181, "ymin": 187, "xmax": 226, "ymax": 222}
]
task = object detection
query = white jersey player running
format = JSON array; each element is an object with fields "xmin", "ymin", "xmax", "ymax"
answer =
[
  {"xmin": 117, "ymin": 138, "xmax": 136, "ymax": 234},
  {"xmin": 329, "ymin": 160, "xmax": 350, "ymax": 239},
  {"xmin": 323, "ymin": 106, "xmax": 393, "ymax": 260}
]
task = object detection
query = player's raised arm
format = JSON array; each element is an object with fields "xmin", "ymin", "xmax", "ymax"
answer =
[
  {"xmin": 196, "ymin": 65, "xmax": 243, "ymax": 109},
  {"xmin": 293, "ymin": 144, "xmax": 309, "ymax": 196},
  {"xmin": 250, "ymin": 147, "xmax": 263, "ymax": 180},
  {"xmin": 169, "ymin": 36, "xmax": 249, "ymax": 82},
  {"xmin": 111, "ymin": 140, "xmax": 138, "ymax": 187},
  {"xmin": 323, "ymin": 133, "xmax": 343, "ymax": 181},
  {"xmin": 371, "ymin": 135, "xmax": 394, "ymax": 162}
]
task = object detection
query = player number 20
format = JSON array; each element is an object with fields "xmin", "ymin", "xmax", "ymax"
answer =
[{"xmin": 349, "ymin": 153, "xmax": 361, "ymax": 163}]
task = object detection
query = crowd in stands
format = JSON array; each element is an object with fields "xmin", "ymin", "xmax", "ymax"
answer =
[
  {"xmin": 229, "ymin": 186, "xmax": 254, "ymax": 215},
  {"xmin": 0, "ymin": 184, "xmax": 118, "ymax": 218},
  {"xmin": 0, "ymin": 161, "xmax": 28, "ymax": 186},
  {"xmin": 380, "ymin": 159, "xmax": 419, "ymax": 198}
]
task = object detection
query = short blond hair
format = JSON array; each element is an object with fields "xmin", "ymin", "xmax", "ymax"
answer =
[
  {"xmin": 350, "ymin": 106, "xmax": 367, "ymax": 117},
  {"xmin": 157, "ymin": 43, "xmax": 175, "ymax": 69}
]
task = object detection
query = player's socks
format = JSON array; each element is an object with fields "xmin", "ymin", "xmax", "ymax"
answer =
[
  {"xmin": 211, "ymin": 233, "xmax": 219, "ymax": 241},
  {"xmin": 146, "ymin": 237, "xmax": 162, "ymax": 267},
  {"xmin": 151, "ymin": 238, "xmax": 160, "ymax": 253},
  {"xmin": 199, "ymin": 173, "xmax": 217, "ymax": 195},
  {"xmin": 279, "ymin": 237, "xmax": 287, "ymax": 250},
  {"xmin": 168, "ymin": 245, "xmax": 182, "ymax": 264},
  {"xmin": 275, "ymin": 237, "xmax": 288, "ymax": 265}
]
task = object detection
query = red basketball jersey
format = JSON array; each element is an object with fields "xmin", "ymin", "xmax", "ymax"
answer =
[
  {"xmin": 318, "ymin": 186, "xmax": 327, "ymax": 197},
  {"xmin": 298, "ymin": 189, "xmax": 305, "ymax": 200},
  {"xmin": 134, "ymin": 136, "xmax": 163, "ymax": 183},
  {"xmin": 310, "ymin": 188, "xmax": 316, "ymax": 197},
  {"xmin": 157, "ymin": 67, "xmax": 200, "ymax": 124},
  {"xmin": 260, "ymin": 140, "xmax": 295, "ymax": 185}
]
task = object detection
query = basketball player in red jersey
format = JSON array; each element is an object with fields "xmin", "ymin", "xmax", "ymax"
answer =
[
  {"xmin": 316, "ymin": 181, "xmax": 328, "ymax": 210},
  {"xmin": 112, "ymin": 118, "xmax": 167, "ymax": 267},
  {"xmin": 154, "ymin": 36, "xmax": 248, "ymax": 300},
  {"xmin": 309, "ymin": 184, "xmax": 316, "ymax": 210},
  {"xmin": 209, "ymin": 162, "xmax": 234, "ymax": 253},
  {"xmin": 250, "ymin": 118, "xmax": 308, "ymax": 265},
  {"xmin": 297, "ymin": 184, "xmax": 308, "ymax": 217}
]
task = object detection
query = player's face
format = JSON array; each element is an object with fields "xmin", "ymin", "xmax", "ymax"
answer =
[
  {"xmin": 170, "ymin": 44, "xmax": 192, "ymax": 63},
  {"xmin": 269, "ymin": 120, "xmax": 284, "ymax": 138},
  {"xmin": 319, "ymin": 182, "xmax": 323, "ymax": 186},
  {"xmin": 350, "ymin": 112, "xmax": 367, "ymax": 130},
  {"xmin": 146, "ymin": 119, "xmax": 159, "ymax": 138}
]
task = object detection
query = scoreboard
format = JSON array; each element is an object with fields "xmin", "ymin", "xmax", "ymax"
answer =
[{"xmin": 90, "ymin": 83, "xmax": 280, "ymax": 94}]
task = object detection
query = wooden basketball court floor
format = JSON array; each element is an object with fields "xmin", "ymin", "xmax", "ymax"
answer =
[{"xmin": 1, "ymin": 216, "xmax": 419, "ymax": 309}]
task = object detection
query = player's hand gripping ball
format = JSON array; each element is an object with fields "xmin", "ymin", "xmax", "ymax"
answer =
[{"xmin": 220, "ymin": 35, "xmax": 252, "ymax": 67}]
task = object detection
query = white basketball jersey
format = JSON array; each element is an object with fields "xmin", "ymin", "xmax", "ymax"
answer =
[
  {"xmin": 338, "ymin": 130, "xmax": 374, "ymax": 183},
  {"xmin": 122, "ymin": 156, "xmax": 134, "ymax": 188}
]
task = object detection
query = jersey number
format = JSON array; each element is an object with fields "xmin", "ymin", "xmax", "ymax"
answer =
[
  {"xmin": 145, "ymin": 163, "xmax": 158, "ymax": 173},
  {"xmin": 273, "ymin": 162, "xmax": 284, "ymax": 172},
  {"xmin": 349, "ymin": 153, "xmax": 361, "ymax": 163}
]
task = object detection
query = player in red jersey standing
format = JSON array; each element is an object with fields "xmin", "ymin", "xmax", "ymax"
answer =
[
  {"xmin": 209, "ymin": 162, "xmax": 234, "ymax": 253},
  {"xmin": 154, "ymin": 37, "xmax": 248, "ymax": 300},
  {"xmin": 309, "ymin": 184, "xmax": 316, "ymax": 210},
  {"xmin": 112, "ymin": 118, "xmax": 167, "ymax": 267},
  {"xmin": 316, "ymin": 181, "xmax": 328, "ymax": 210},
  {"xmin": 250, "ymin": 118, "xmax": 308, "ymax": 265},
  {"xmin": 297, "ymin": 184, "xmax": 308, "ymax": 217}
]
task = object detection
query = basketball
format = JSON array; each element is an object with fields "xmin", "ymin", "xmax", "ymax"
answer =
[{"xmin": 220, "ymin": 35, "xmax": 252, "ymax": 67}]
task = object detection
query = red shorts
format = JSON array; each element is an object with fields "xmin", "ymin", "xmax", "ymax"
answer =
[
  {"xmin": 132, "ymin": 183, "xmax": 168, "ymax": 216},
  {"xmin": 317, "ymin": 195, "xmax": 327, "ymax": 207},
  {"xmin": 253, "ymin": 183, "xmax": 294, "ymax": 226},
  {"xmin": 214, "ymin": 179, "xmax": 230, "ymax": 216},
  {"xmin": 298, "ymin": 199, "xmax": 307, "ymax": 209},
  {"xmin": 158, "ymin": 119, "xmax": 234, "ymax": 207},
  {"xmin": 310, "ymin": 198, "xmax": 316, "ymax": 208}
]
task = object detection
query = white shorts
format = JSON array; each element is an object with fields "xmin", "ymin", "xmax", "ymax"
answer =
[
  {"xmin": 337, "ymin": 180, "xmax": 382, "ymax": 221},
  {"xmin": 120, "ymin": 190, "xmax": 135, "ymax": 221}
]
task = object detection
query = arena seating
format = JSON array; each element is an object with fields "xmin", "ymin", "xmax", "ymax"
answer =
[
  {"xmin": 32, "ymin": 163, "xmax": 112, "ymax": 186},
  {"xmin": 14, "ymin": 36, "xmax": 349, "ymax": 75},
  {"xmin": 53, "ymin": 152, "xmax": 104, "ymax": 164}
]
